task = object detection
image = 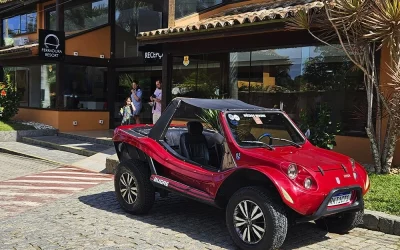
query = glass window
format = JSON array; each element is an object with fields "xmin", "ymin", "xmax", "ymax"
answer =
[
  {"xmin": 175, "ymin": 0, "xmax": 223, "ymax": 19},
  {"xmin": 64, "ymin": 0, "xmax": 108, "ymax": 35},
  {"xmin": 2, "ymin": 12, "xmax": 37, "ymax": 45},
  {"xmin": 46, "ymin": 9, "xmax": 57, "ymax": 31},
  {"xmin": 172, "ymin": 54, "xmax": 222, "ymax": 99},
  {"xmin": 172, "ymin": 54, "xmax": 223, "ymax": 121},
  {"xmin": 229, "ymin": 45, "xmax": 366, "ymax": 135},
  {"xmin": 115, "ymin": 0, "xmax": 162, "ymax": 58},
  {"xmin": 63, "ymin": 65, "xmax": 107, "ymax": 110},
  {"xmin": 4, "ymin": 65, "xmax": 57, "ymax": 109}
]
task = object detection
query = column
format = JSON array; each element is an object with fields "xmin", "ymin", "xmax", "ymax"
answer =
[
  {"xmin": 108, "ymin": 0, "xmax": 116, "ymax": 128},
  {"xmin": 161, "ymin": 51, "xmax": 173, "ymax": 111},
  {"xmin": 55, "ymin": 0, "xmax": 65, "ymax": 109}
]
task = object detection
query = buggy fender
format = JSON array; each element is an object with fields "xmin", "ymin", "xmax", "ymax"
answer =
[{"xmin": 246, "ymin": 166, "xmax": 318, "ymax": 215}]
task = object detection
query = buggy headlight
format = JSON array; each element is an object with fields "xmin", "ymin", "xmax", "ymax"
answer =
[
  {"xmin": 287, "ymin": 164, "xmax": 298, "ymax": 180},
  {"xmin": 304, "ymin": 178, "xmax": 312, "ymax": 189}
]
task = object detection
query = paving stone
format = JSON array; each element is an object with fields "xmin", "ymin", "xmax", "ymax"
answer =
[{"xmin": 0, "ymin": 152, "xmax": 58, "ymax": 181}]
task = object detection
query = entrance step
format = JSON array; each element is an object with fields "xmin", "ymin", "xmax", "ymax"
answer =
[
  {"xmin": 21, "ymin": 136, "xmax": 111, "ymax": 157},
  {"xmin": 0, "ymin": 142, "xmax": 87, "ymax": 165},
  {"xmin": 74, "ymin": 147, "xmax": 116, "ymax": 173},
  {"xmin": 57, "ymin": 131, "xmax": 114, "ymax": 147}
]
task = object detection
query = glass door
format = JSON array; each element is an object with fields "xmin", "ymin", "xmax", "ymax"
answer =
[{"xmin": 115, "ymin": 65, "xmax": 162, "ymax": 126}]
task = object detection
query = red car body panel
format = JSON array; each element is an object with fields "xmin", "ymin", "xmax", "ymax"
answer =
[{"xmin": 113, "ymin": 99, "xmax": 369, "ymax": 219}]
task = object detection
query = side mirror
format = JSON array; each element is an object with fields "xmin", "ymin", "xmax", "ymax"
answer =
[{"xmin": 304, "ymin": 129, "xmax": 311, "ymax": 139}]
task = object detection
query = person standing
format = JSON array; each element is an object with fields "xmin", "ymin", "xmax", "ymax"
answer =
[
  {"xmin": 131, "ymin": 81, "xmax": 142, "ymax": 124},
  {"xmin": 120, "ymin": 97, "xmax": 136, "ymax": 125},
  {"xmin": 150, "ymin": 80, "xmax": 162, "ymax": 124}
]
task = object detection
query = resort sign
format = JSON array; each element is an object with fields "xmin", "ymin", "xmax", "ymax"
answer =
[
  {"xmin": 39, "ymin": 29, "xmax": 65, "ymax": 61},
  {"xmin": 143, "ymin": 51, "xmax": 163, "ymax": 63}
]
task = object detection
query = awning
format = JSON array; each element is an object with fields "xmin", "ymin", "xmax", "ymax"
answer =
[
  {"xmin": 0, "ymin": 43, "xmax": 38, "ymax": 57},
  {"xmin": 138, "ymin": 0, "xmax": 324, "ymax": 40}
]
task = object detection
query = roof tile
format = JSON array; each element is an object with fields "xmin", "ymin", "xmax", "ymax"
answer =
[{"xmin": 138, "ymin": 0, "xmax": 324, "ymax": 39}]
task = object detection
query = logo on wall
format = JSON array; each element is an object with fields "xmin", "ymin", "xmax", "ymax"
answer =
[
  {"xmin": 183, "ymin": 56, "xmax": 190, "ymax": 66},
  {"xmin": 143, "ymin": 51, "xmax": 163, "ymax": 63},
  {"xmin": 39, "ymin": 29, "xmax": 65, "ymax": 61}
]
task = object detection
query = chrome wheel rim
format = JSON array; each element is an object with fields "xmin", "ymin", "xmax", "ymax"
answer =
[
  {"xmin": 233, "ymin": 200, "xmax": 266, "ymax": 244},
  {"xmin": 120, "ymin": 172, "xmax": 137, "ymax": 204}
]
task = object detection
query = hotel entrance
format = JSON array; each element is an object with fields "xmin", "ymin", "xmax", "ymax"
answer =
[{"xmin": 114, "ymin": 65, "xmax": 162, "ymax": 127}]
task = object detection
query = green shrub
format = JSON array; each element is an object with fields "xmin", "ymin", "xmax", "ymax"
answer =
[
  {"xmin": 0, "ymin": 82, "xmax": 20, "ymax": 121},
  {"xmin": 299, "ymin": 103, "xmax": 340, "ymax": 150}
]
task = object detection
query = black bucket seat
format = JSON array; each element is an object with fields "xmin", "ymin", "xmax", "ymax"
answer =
[{"xmin": 180, "ymin": 121, "xmax": 209, "ymax": 166}]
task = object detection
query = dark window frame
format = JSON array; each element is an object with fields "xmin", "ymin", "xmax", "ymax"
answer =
[
  {"xmin": 2, "ymin": 10, "xmax": 38, "ymax": 38},
  {"xmin": 44, "ymin": 4, "xmax": 56, "ymax": 30},
  {"xmin": 174, "ymin": 0, "xmax": 249, "ymax": 19},
  {"xmin": 58, "ymin": 0, "xmax": 110, "ymax": 36}
]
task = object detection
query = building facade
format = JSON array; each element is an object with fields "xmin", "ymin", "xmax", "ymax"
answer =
[
  {"xmin": 0, "ymin": 0, "xmax": 167, "ymax": 130},
  {"xmin": 137, "ymin": 0, "xmax": 400, "ymax": 165},
  {"xmin": 0, "ymin": 0, "xmax": 399, "ymax": 165}
]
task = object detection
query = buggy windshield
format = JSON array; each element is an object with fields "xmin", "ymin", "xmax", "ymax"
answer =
[{"xmin": 226, "ymin": 112, "xmax": 305, "ymax": 148}]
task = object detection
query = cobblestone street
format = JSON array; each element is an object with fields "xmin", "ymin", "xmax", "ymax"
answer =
[
  {"xmin": 0, "ymin": 153, "xmax": 399, "ymax": 250},
  {"xmin": 0, "ymin": 180, "xmax": 398, "ymax": 250},
  {"xmin": 0, "ymin": 153, "xmax": 58, "ymax": 182}
]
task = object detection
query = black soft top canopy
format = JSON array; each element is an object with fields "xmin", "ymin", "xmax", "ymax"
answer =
[
  {"xmin": 176, "ymin": 97, "xmax": 272, "ymax": 111},
  {"xmin": 148, "ymin": 97, "xmax": 279, "ymax": 140}
]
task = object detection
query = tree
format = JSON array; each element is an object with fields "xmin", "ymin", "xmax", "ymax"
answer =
[
  {"xmin": 287, "ymin": 0, "xmax": 400, "ymax": 174},
  {"xmin": 0, "ymin": 80, "xmax": 20, "ymax": 121}
]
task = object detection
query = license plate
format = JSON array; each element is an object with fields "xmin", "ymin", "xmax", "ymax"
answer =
[{"xmin": 328, "ymin": 192, "xmax": 351, "ymax": 206}]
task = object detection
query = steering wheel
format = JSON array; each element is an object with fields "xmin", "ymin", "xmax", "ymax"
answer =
[{"xmin": 258, "ymin": 133, "xmax": 273, "ymax": 145}]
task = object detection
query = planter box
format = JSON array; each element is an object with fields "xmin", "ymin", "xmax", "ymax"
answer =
[{"xmin": 0, "ymin": 129, "xmax": 58, "ymax": 142}]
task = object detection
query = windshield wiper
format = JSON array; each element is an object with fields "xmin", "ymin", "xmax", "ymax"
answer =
[
  {"xmin": 270, "ymin": 137, "xmax": 302, "ymax": 148},
  {"xmin": 241, "ymin": 141, "xmax": 275, "ymax": 150}
]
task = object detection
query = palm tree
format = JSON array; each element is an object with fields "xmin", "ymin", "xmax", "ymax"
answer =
[{"xmin": 287, "ymin": 0, "xmax": 400, "ymax": 174}]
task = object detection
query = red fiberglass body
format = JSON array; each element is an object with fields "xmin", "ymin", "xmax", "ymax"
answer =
[{"xmin": 113, "ymin": 98, "xmax": 370, "ymax": 221}]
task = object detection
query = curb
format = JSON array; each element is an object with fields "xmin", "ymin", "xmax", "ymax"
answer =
[
  {"xmin": 362, "ymin": 209, "xmax": 400, "ymax": 236},
  {"xmin": 105, "ymin": 154, "xmax": 119, "ymax": 174},
  {"xmin": 0, "ymin": 147, "xmax": 65, "ymax": 166},
  {"xmin": 21, "ymin": 137, "xmax": 98, "ymax": 157},
  {"xmin": 58, "ymin": 132, "xmax": 114, "ymax": 147}
]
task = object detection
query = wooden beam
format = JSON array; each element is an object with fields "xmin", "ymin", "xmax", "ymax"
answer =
[{"xmin": 168, "ymin": 0, "xmax": 175, "ymax": 27}]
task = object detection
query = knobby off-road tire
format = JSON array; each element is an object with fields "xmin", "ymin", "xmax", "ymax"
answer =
[
  {"xmin": 315, "ymin": 210, "xmax": 364, "ymax": 234},
  {"xmin": 114, "ymin": 159, "xmax": 155, "ymax": 214},
  {"xmin": 226, "ymin": 186, "xmax": 288, "ymax": 250}
]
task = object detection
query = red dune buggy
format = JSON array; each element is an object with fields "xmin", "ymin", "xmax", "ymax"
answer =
[{"xmin": 113, "ymin": 98, "xmax": 370, "ymax": 250}]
